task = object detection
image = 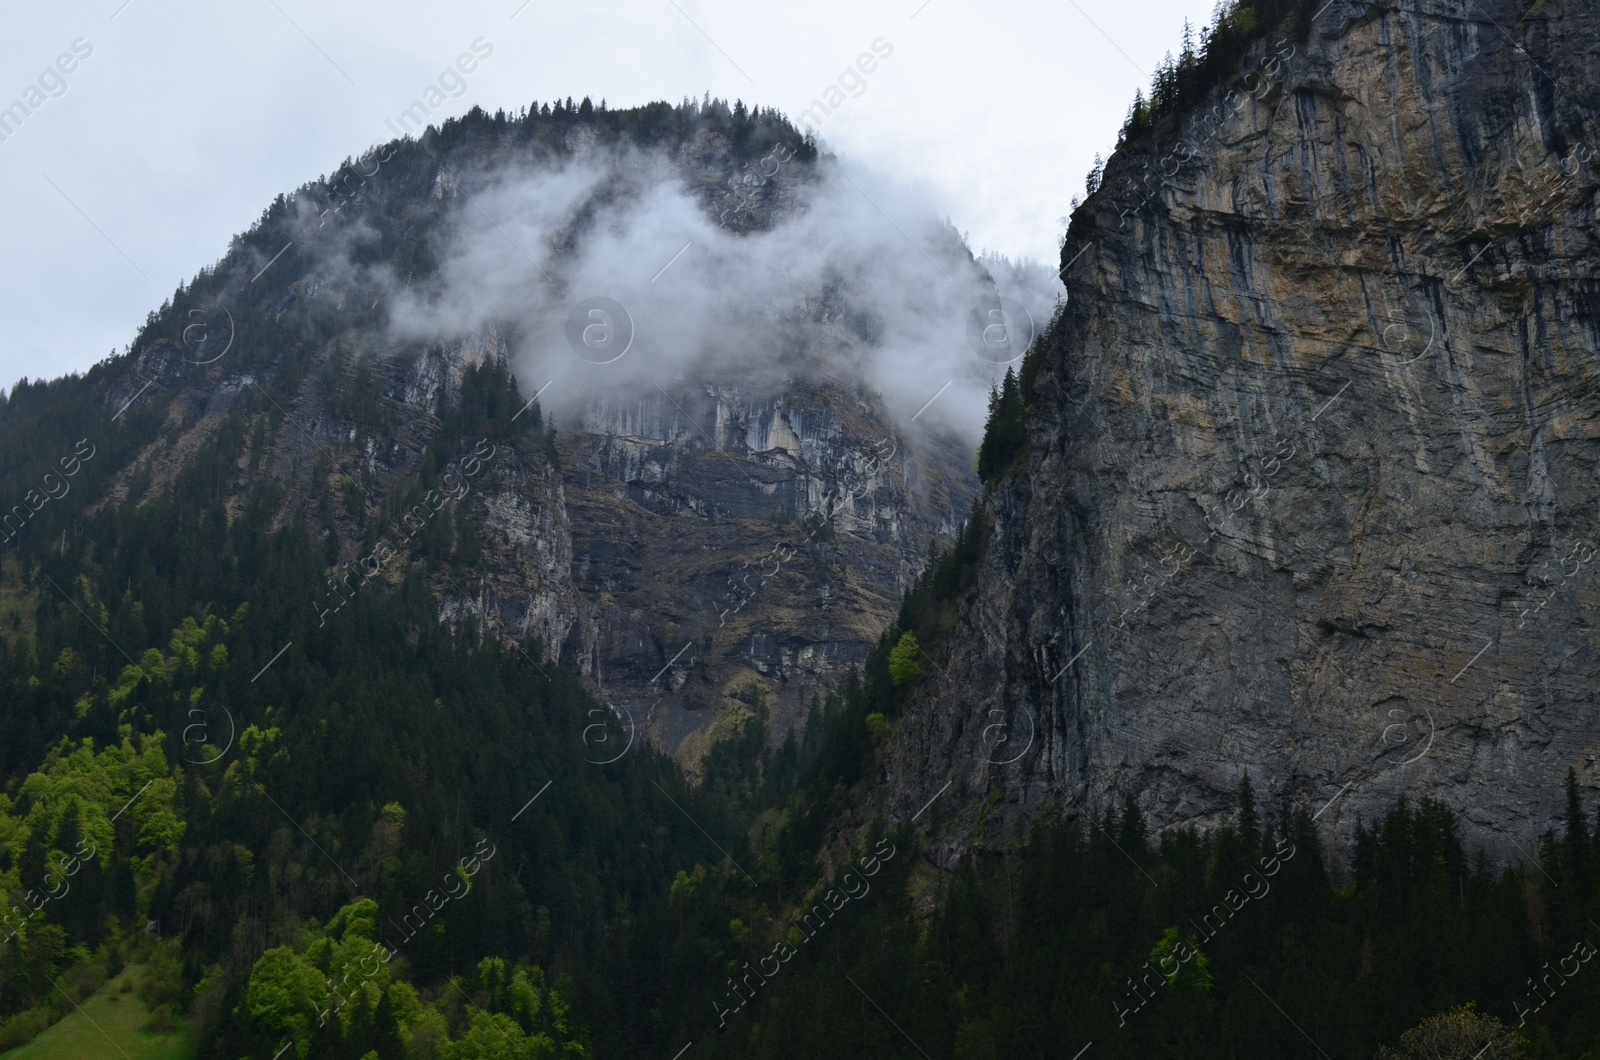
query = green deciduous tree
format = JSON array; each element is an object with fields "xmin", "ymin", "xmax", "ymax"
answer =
[
  {"xmin": 1376, "ymin": 1004, "xmax": 1527, "ymax": 1060},
  {"xmin": 888, "ymin": 632, "xmax": 923, "ymax": 685}
]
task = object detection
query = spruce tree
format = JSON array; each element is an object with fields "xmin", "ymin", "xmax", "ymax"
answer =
[{"xmin": 1564, "ymin": 767, "xmax": 1589, "ymax": 895}]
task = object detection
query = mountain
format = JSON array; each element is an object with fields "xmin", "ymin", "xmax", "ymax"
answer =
[
  {"xmin": 91, "ymin": 98, "xmax": 1031, "ymax": 768},
  {"xmin": 868, "ymin": 0, "xmax": 1600, "ymax": 861}
]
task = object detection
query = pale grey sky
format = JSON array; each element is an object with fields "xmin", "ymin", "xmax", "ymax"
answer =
[{"xmin": 0, "ymin": 0, "xmax": 1218, "ymax": 389}]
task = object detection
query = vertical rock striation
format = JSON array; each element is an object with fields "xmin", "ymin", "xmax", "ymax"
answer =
[
  {"xmin": 881, "ymin": 0, "xmax": 1600, "ymax": 858},
  {"xmin": 554, "ymin": 376, "xmax": 973, "ymax": 761}
]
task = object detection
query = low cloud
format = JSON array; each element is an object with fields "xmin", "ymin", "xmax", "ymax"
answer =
[{"xmin": 385, "ymin": 140, "xmax": 1061, "ymax": 444}]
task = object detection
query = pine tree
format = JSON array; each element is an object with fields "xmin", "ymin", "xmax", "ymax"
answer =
[
  {"xmin": 374, "ymin": 987, "xmax": 405, "ymax": 1059},
  {"xmin": 1132, "ymin": 88, "xmax": 1150, "ymax": 136},
  {"xmin": 976, "ymin": 368, "xmax": 1027, "ymax": 483},
  {"xmin": 1152, "ymin": 51, "xmax": 1177, "ymax": 117},
  {"xmin": 1564, "ymin": 767, "xmax": 1589, "ymax": 895},
  {"xmin": 1238, "ymin": 772, "xmax": 1259, "ymax": 855},
  {"xmin": 1118, "ymin": 793, "xmax": 1148, "ymax": 857}
]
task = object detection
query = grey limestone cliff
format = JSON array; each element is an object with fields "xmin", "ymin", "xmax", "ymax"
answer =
[{"xmin": 877, "ymin": 0, "xmax": 1600, "ymax": 860}]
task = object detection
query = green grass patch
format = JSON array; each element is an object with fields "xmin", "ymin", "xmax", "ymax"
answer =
[{"xmin": 0, "ymin": 965, "xmax": 192, "ymax": 1060}]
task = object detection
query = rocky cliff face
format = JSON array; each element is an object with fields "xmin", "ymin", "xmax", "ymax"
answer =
[
  {"xmin": 879, "ymin": 0, "xmax": 1600, "ymax": 858},
  {"xmin": 563, "ymin": 380, "xmax": 969, "ymax": 753},
  {"xmin": 451, "ymin": 373, "xmax": 973, "ymax": 762}
]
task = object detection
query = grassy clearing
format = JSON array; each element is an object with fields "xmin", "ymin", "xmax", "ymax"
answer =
[{"xmin": 0, "ymin": 964, "xmax": 192, "ymax": 1060}]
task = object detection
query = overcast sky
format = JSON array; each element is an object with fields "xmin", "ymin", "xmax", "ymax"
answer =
[{"xmin": 0, "ymin": 0, "xmax": 1218, "ymax": 390}]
